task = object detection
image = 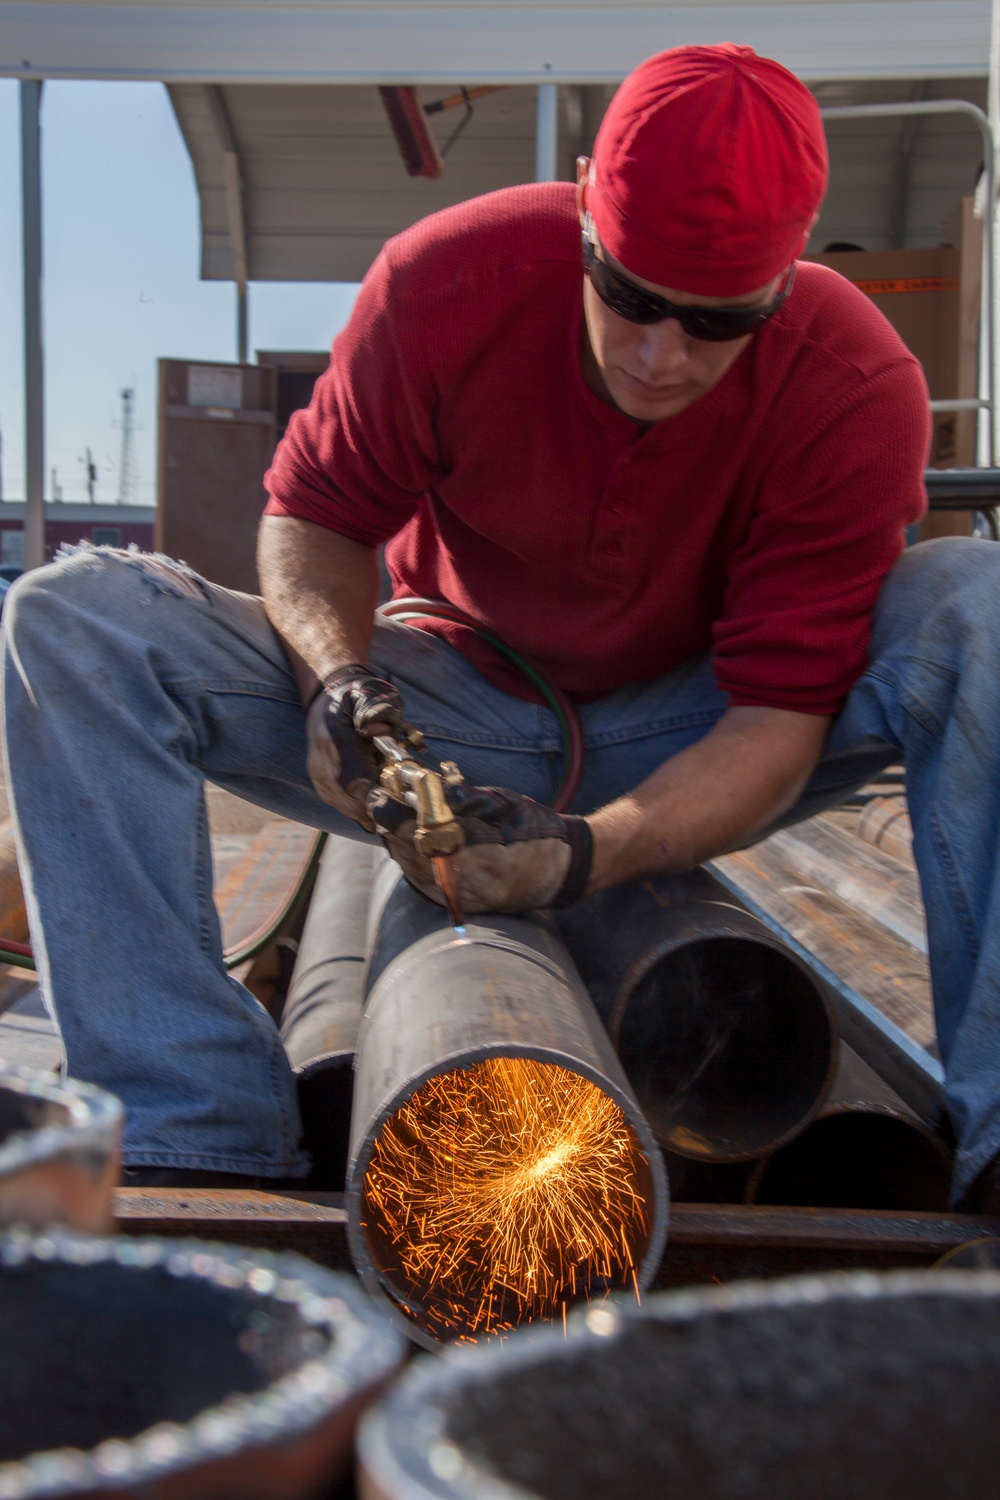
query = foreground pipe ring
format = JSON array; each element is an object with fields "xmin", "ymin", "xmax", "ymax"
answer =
[
  {"xmin": 0, "ymin": 1064, "xmax": 122, "ymax": 1233},
  {"xmin": 347, "ymin": 864, "xmax": 668, "ymax": 1350},
  {"xmin": 0, "ymin": 1228, "xmax": 403, "ymax": 1500},
  {"xmin": 359, "ymin": 1270, "xmax": 1000, "ymax": 1500},
  {"xmin": 745, "ymin": 1045, "xmax": 953, "ymax": 1211},
  {"xmin": 556, "ymin": 872, "xmax": 837, "ymax": 1162}
]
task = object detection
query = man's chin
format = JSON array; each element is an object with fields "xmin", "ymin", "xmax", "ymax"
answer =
[{"xmin": 610, "ymin": 375, "xmax": 699, "ymax": 422}]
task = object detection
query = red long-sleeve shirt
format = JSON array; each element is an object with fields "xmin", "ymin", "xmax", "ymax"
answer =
[{"xmin": 264, "ymin": 183, "xmax": 929, "ymax": 713}]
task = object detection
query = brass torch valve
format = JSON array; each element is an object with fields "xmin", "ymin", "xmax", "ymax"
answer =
[{"xmin": 371, "ymin": 729, "xmax": 466, "ymax": 858}]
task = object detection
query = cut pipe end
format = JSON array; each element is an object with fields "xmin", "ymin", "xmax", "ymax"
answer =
[{"xmin": 356, "ymin": 1054, "xmax": 659, "ymax": 1347}]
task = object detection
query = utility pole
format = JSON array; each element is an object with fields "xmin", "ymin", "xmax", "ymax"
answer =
[
  {"xmin": 117, "ymin": 388, "xmax": 136, "ymax": 506},
  {"xmin": 21, "ymin": 79, "xmax": 45, "ymax": 570},
  {"xmin": 0, "ymin": 416, "xmax": 4, "ymax": 503},
  {"xmin": 50, "ymin": 466, "xmax": 61, "ymax": 503},
  {"xmin": 83, "ymin": 447, "xmax": 96, "ymax": 503}
]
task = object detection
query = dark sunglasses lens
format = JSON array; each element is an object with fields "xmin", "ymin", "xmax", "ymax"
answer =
[
  {"xmin": 677, "ymin": 307, "xmax": 769, "ymax": 342},
  {"xmin": 585, "ymin": 242, "xmax": 782, "ymax": 341},
  {"xmin": 590, "ymin": 261, "xmax": 663, "ymax": 324}
]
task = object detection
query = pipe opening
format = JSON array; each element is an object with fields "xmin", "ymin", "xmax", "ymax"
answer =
[
  {"xmin": 0, "ymin": 1261, "xmax": 305, "ymax": 1460},
  {"xmin": 749, "ymin": 1111, "xmax": 952, "ymax": 1210},
  {"xmin": 294, "ymin": 1056, "xmax": 354, "ymax": 1192},
  {"xmin": 419, "ymin": 1280, "xmax": 1000, "ymax": 1500},
  {"xmin": 361, "ymin": 1056, "xmax": 656, "ymax": 1344},
  {"xmin": 616, "ymin": 937, "xmax": 833, "ymax": 1160}
]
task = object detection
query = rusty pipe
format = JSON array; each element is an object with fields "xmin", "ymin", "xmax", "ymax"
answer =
[
  {"xmin": 745, "ymin": 1044, "xmax": 953, "ymax": 1211},
  {"xmin": 345, "ymin": 857, "xmax": 668, "ymax": 1350},
  {"xmin": 279, "ymin": 836, "xmax": 380, "ymax": 1190},
  {"xmin": 555, "ymin": 869, "xmax": 837, "ymax": 1162}
]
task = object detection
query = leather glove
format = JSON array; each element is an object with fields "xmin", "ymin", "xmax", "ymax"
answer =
[
  {"xmin": 306, "ymin": 663, "xmax": 405, "ymax": 830},
  {"xmin": 367, "ymin": 781, "xmax": 594, "ymax": 914}
]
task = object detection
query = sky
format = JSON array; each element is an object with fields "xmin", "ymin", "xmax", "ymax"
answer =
[{"xmin": 0, "ymin": 79, "xmax": 360, "ymax": 506}]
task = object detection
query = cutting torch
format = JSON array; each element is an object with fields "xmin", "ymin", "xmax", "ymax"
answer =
[{"xmin": 371, "ymin": 728, "xmax": 467, "ymax": 928}]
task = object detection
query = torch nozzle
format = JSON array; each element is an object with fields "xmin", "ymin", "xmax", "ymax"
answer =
[{"xmin": 432, "ymin": 853, "xmax": 465, "ymax": 933}]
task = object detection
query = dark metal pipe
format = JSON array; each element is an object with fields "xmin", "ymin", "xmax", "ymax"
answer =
[
  {"xmin": 0, "ymin": 1064, "xmax": 121, "ymax": 1233},
  {"xmin": 555, "ymin": 870, "xmax": 838, "ymax": 1162},
  {"xmin": 746, "ymin": 1045, "xmax": 952, "ymax": 1211},
  {"xmin": 0, "ymin": 1228, "xmax": 402, "ymax": 1498},
  {"xmin": 359, "ymin": 1270, "xmax": 1000, "ymax": 1500},
  {"xmin": 660, "ymin": 1151, "xmax": 756, "ymax": 1205},
  {"xmin": 280, "ymin": 837, "xmax": 380, "ymax": 1190},
  {"xmin": 346, "ymin": 859, "xmax": 668, "ymax": 1350},
  {"xmin": 924, "ymin": 466, "xmax": 1000, "ymax": 506}
]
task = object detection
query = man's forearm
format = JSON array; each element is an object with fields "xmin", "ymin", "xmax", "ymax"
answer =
[
  {"xmin": 586, "ymin": 705, "xmax": 830, "ymax": 892},
  {"xmin": 258, "ymin": 514, "xmax": 379, "ymax": 703}
]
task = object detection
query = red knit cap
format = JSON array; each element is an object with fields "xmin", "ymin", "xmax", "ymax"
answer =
[{"xmin": 588, "ymin": 44, "xmax": 828, "ymax": 297}]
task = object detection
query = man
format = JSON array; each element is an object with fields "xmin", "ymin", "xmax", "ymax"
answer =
[{"xmin": 5, "ymin": 45, "xmax": 1000, "ymax": 1208}]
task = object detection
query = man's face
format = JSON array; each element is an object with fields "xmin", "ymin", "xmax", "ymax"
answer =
[{"xmin": 576, "ymin": 159, "xmax": 783, "ymax": 424}]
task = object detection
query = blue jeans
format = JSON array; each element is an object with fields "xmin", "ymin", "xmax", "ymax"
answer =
[{"xmin": 3, "ymin": 539, "xmax": 999, "ymax": 1193}]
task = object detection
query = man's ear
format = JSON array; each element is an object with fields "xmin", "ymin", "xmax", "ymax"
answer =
[{"xmin": 576, "ymin": 155, "xmax": 591, "ymax": 227}]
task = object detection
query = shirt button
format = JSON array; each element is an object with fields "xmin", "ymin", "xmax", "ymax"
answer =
[{"xmin": 604, "ymin": 542, "xmax": 623, "ymax": 557}]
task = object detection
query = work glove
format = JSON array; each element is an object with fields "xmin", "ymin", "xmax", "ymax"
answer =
[
  {"xmin": 306, "ymin": 663, "xmax": 405, "ymax": 830},
  {"xmin": 367, "ymin": 781, "xmax": 594, "ymax": 914}
]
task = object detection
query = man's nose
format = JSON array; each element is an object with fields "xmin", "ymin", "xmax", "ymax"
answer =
[{"xmin": 635, "ymin": 316, "xmax": 690, "ymax": 374}]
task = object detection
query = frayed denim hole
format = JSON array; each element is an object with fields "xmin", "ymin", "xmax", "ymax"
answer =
[{"xmin": 58, "ymin": 542, "xmax": 213, "ymax": 604}]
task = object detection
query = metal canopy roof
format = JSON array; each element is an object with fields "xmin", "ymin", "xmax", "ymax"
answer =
[
  {"xmin": 166, "ymin": 75, "xmax": 989, "ymax": 287},
  {"xmin": 3, "ymin": 2, "xmax": 993, "ymax": 286},
  {"xmin": 0, "ymin": 2, "xmax": 992, "ymax": 86}
]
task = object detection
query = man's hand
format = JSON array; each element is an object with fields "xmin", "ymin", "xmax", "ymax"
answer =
[
  {"xmin": 307, "ymin": 664, "xmax": 405, "ymax": 828},
  {"xmin": 368, "ymin": 782, "xmax": 593, "ymax": 914}
]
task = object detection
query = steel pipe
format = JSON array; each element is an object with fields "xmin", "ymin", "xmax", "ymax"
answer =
[
  {"xmin": 346, "ymin": 859, "xmax": 668, "ymax": 1350},
  {"xmin": 746, "ymin": 1045, "xmax": 952, "ymax": 1212},
  {"xmin": 0, "ymin": 1064, "xmax": 122, "ymax": 1233},
  {"xmin": 555, "ymin": 870, "xmax": 837, "ymax": 1163},
  {"xmin": 660, "ymin": 1151, "xmax": 755, "ymax": 1205},
  {"xmin": 359, "ymin": 1270, "xmax": 1000, "ymax": 1500},
  {"xmin": 0, "ymin": 1228, "xmax": 402, "ymax": 1499},
  {"xmin": 280, "ymin": 836, "xmax": 380, "ymax": 1189}
]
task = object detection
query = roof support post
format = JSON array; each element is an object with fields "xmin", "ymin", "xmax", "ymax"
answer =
[
  {"xmin": 204, "ymin": 85, "xmax": 249, "ymax": 364},
  {"xmin": 236, "ymin": 284, "xmax": 248, "ymax": 367},
  {"xmin": 20, "ymin": 79, "xmax": 45, "ymax": 572},
  {"xmin": 535, "ymin": 83, "xmax": 558, "ymax": 182}
]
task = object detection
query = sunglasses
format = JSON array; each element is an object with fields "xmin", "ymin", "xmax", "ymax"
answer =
[{"xmin": 581, "ymin": 222, "xmax": 794, "ymax": 342}]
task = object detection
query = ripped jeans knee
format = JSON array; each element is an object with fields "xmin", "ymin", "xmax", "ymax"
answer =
[{"xmin": 55, "ymin": 542, "xmax": 214, "ymax": 604}]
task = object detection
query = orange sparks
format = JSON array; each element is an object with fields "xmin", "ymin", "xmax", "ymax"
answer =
[{"xmin": 362, "ymin": 1056, "xmax": 651, "ymax": 1343}]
